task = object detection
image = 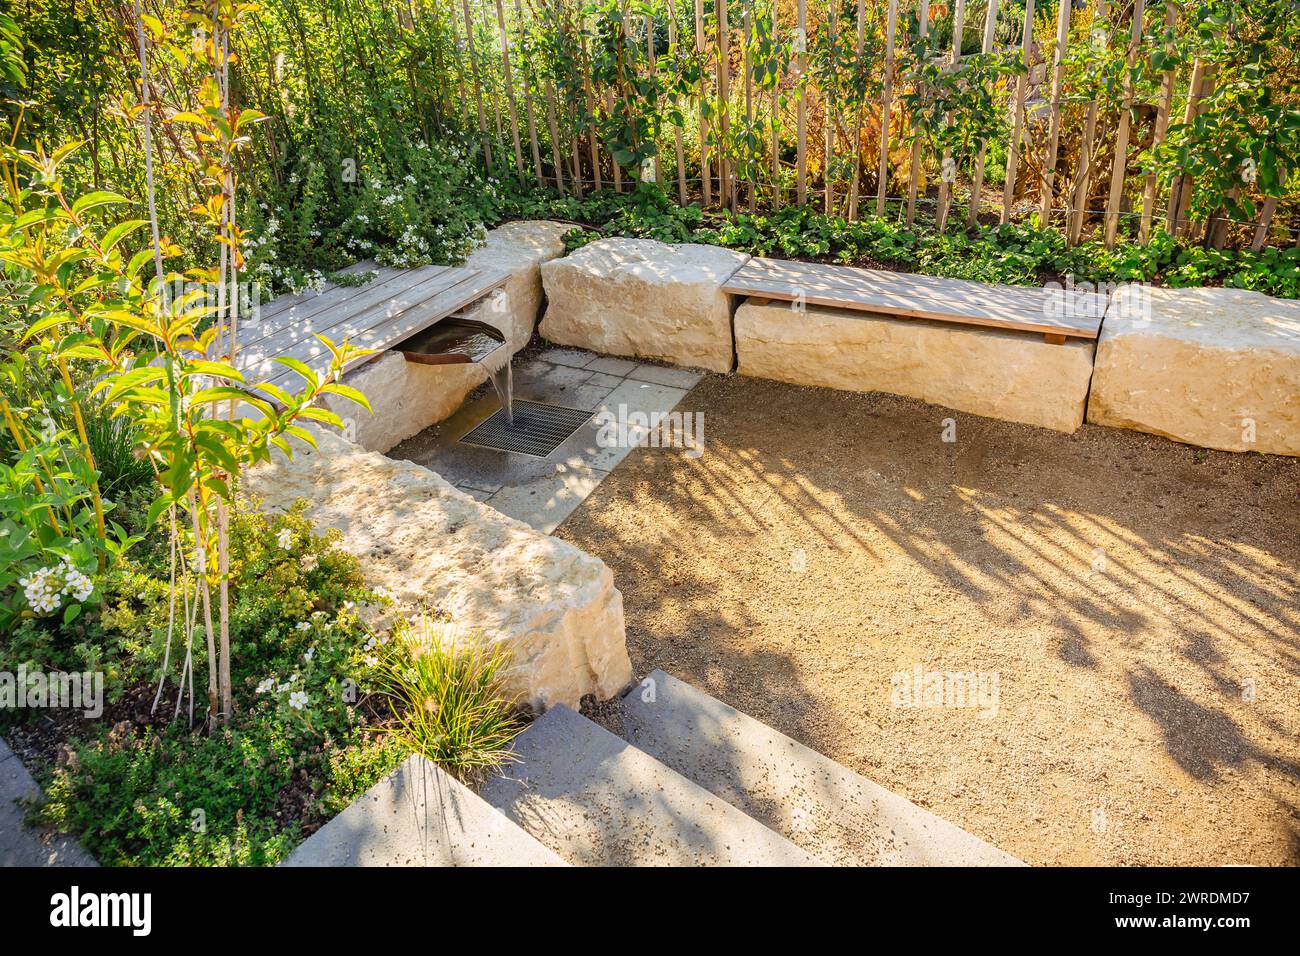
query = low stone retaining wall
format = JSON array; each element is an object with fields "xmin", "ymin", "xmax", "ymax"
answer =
[
  {"xmin": 245, "ymin": 430, "xmax": 633, "ymax": 711},
  {"xmin": 322, "ymin": 220, "xmax": 571, "ymax": 453},
  {"xmin": 539, "ymin": 237, "xmax": 750, "ymax": 373},
  {"xmin": 735, "ymin": 300, "xmax": 1096, "ymax": 433},
  {"xmin": 1088, "ymin": 286, "xmax": 1300, "ymax": 455}
]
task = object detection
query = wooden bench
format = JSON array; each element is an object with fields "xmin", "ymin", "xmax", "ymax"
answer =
[
  {"xmin": 236, "ymin": 261, "xmax": 510, "ymax": 399},
  {"xmin": 721, "ymin": 256, "xmax": 1107, "ymax": 344}
]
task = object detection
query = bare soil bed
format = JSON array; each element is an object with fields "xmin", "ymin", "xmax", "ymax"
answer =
[{"xmin": 557, "ymin": 374, "xmax": 1300, "ymax": 866}]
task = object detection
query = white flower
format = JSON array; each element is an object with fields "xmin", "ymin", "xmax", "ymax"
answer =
[
  {"xmin": 19, "ymin": 566, "xmax": 62, "ymax": 615},
  {"xmin": 276, "ymin": 528, "xmax": 293, "ymax": 550},
  {"xmin": 256, "ymin": 678, "xmax": 275, "ymax": 694},
  {"xmin": 295, "ymin": 621, "xmax": 311, "ymax": 632},
  {"xmin": 288, "ymin": 690, "xmax": 309, "ymax": 710},
  {"xmin": 304, "ymin": 647, "xmax": 315, "ymax": 661},
  {"xmin": 363, "ymin": 655, "xmax": 379, "ymax": 667}
]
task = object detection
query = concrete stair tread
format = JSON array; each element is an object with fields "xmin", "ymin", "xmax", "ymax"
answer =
[
  {"xmin": 283, "ymin": 754, "xmax": 565, "ymax": 867},
  {"xmin": 618, "ymin": 669, "xmax": 1024, "ymax": 866},
  {"xmin": 478, "ymin": 704, "xmax": 822, "ymax": 866}
]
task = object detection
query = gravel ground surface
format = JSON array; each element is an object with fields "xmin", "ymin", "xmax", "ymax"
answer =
[{"xmin": 558, "ymin": 374, "xmax": 1300, "ymax": 866}]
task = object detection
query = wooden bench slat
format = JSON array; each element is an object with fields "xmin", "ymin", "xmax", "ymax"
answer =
[
  {"xmin": 235, "ymin": 266, "xmax": 457, "ymax": 378},
  {"xmin": 242, "ymin": 265, "xmax": 423, "ymax": 347},
  {"xmin": 254, "ymin": 260, "xmax": 383, "ymax": 322},
  {"xmin": 731, "ymin": 255, "xmax": 1106, "ymax": 316},
  {"xmin": 249, "ymin": 267, "xmax": 510, "ymax": 397},
  {"xmin": 729, "ymin": 258, "xmax": 1106, "ymax": 322},
  {"xmin": 734, "ymin": 256, "xmax": 1094, "ymax": 312},
  {"xmin": 723, "ymin": 257, "xmax": 1105, "ymax": 339}
]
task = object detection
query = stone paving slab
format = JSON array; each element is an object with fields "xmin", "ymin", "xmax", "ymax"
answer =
[
  {"xmin": 585, "ymin": 355, "xmax": 639, "ymax": 376},
  {"xmin": 485, "ymin": 461, "xmax": 609, "ymax": 534},
  {"xmin": 628, "ymin": 363, "xmax": 707, "ymax": 389},
  {"xmin": 389, "ymin": 348, "xmax": 703, "ymax": 534}
]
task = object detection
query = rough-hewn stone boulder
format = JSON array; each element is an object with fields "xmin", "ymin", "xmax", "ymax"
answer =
[
  {"xmin": 539, "ymin": 238, "xmax": 750, "ymax": 373},
  {"xmin": 735, "ymin": 300, "xmax": 1095, "ymax": 433},
  {"xmin": 1088, "ymin": 286, "xmax": 1300, "ymax": 455},
  {"xmin": 245, "ymin": 430, "xmax": 632, "ymax": 711},
  {"xmin": 322, "ymin": 220, "xmax": 571, "ymax": 453}
]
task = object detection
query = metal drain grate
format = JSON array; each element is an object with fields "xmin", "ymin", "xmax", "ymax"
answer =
[{"xmin": 459, "ymin": 400, "xmax": 593, "ymax": 458}]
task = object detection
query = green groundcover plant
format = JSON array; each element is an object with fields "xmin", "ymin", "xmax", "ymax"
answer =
[{"xmin": 13, "ymin": 500, "xmax": 405, "ymax": 866}]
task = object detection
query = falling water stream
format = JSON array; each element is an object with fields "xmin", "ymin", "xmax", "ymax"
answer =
[
  {"xmin": 485, "ymin": 358, "xmax": 514, "ymax": 427},
  {"xmin": 396, "ymin": 320, "xmax": 514, "ymax": 425}
]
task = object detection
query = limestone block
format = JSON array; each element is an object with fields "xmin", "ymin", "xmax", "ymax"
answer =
[
  {"xmin": 736, "ymin": 300, "xmax": 1095, "ymax": 433},
  {"xmin": 1088, "ymin": 286, "xmax": 1300, "ymax": 455},
  {"xmin": 244, "ymin": 430, "xmax": 632, "ymax": 711},
  {"xmin": 540, "ymin": 238, "xmax": 750, "ymax": 373}
]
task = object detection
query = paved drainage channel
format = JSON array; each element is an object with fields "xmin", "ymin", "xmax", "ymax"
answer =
[
  {"xmin": 460, "ymin": 400, "xmax": 595, "ymax": 459},
  {"xmin": 388, "ymin": 348, "xmax": 705, "ymax": 534}
]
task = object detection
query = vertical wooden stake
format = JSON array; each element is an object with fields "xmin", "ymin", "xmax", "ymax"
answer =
[
  {"xmin": 544, "ymin": 77, "xmax": 568, "ymax": 195},
  {"xmin": 771, "ymin": 0, "xmax": 781, "ymax": 208},
  {"xmin": 1069, "ymin": 1, "xmax": 1106, "ymax": 245},
  {"xmin": 1039, "ymin": 0, "xmax": 1072, "ymax": 225},
  {"xmin": 647, "ymin": 13, "xmax": 662, "ymax": 186},
  {"xmin": 511, "ymin": 0, "xmax": 544, "ymax": 186},
  {"xmin": 743, "ymin": 7, "xmax": 756, "ymax": 211},
  {"xmin": 1168, "ymin": 60, "xmax": 1215, "ymax": 238},
  {"xmin": 448, "ymin": 0, "xmax": 473, "ymax": 132},
  {"xmin": 824, "ymin": 1, "xmax": 837, "ymax": 216},
  {"xmin": 1104, "ymin": 0, "xmax": 1144, "ymax": 247},
  {"xmin": 876, "ymin": 0, "xmax": 899, "ymax": 217},
  {"xmin": 1251, "ymin": 191, "xmax": 1280, "ymax": 252},
  {"xmin": 695, "ymin": 0, "xmax": 712, "ymax": 205},
  {"xmin": 906, "ymin": 0, "xmax": 929, "ymax": 225},
  {"xmin": 493, "ymin": 0, "xmax": 525, "ymax": 176},
  {"xmin": 717, "ymin": 0, "xmax": 732, "ymax": 210},
  {"xmin": 460, "ymin": 0, "xmax": 493, "ymax": 171},
  {"xmin": 1000, "ymin": 0, "xmax": 1034, "ymax": 224},
  {"xmin": 936, "ymin": 0, "xmax": 966, "ymax": 232},
  {"xmin": 796, "ymin": 0, "xmax": 807, "ymax": 206},
  {"xmin": 966, "ymin": 0, "xmax": 998, "ymax": 226},
  {"xmin": 1139, "ymin": 3, "xmax": 1177, "ymax": 242},
  {"xmin": 580, "ymin": 29, "xmax": 602, "ymax": 191},
  {"xmin": 479, "ymin": 0, "xmax": 506, "ymax": 147},
  {"xmin": 667, "ymin": 0, "xmax": 689, "ymax": 204},
  {"xmin": 608, "ymin": 88, "xmax": 623, "ymax": 191},
  {"xmin": 847, "ymin": 0, "xmax": 867, "ymax": 220}
]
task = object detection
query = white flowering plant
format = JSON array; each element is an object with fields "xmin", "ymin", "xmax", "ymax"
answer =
[
  {"xmin": 0, "ymin": 431, "xmax": 139, "ymax": 628},
  {"xmin": 342, "ymin": 136, "xmax": 496, "ymax": 268}
]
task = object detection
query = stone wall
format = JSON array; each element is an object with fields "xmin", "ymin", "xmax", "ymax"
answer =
[
  {"xmin": 539, "ymin": 237, "xmax": 750, "ymax": 373},
  {"xmin": 321, "ymin": 220, "xmax": 572, "ymax": 453},
  {"xmin": 735, "ymin": 300, "xmax": 1096, "ymax": 434},
  {"xmin": 245, "ymin": 430, "xmax": 633, "ymax": 711},
  {"xmin": 1088, "ymin": 286, "xmax": 1300, "ymax": 455}
]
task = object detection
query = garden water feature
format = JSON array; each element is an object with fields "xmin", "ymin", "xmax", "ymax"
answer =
[{"xmin": 395, "ymin": 317, "xmax": 514, "ymax": 425}]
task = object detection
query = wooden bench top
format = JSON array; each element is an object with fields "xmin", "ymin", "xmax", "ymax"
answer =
[
  {"xmin": 722, "ymin": 256, "xmax": 1107, "ymax": 341},
  {"xmin": 236, "ymin": 261, "xmax": 510, "ymax": 398}
]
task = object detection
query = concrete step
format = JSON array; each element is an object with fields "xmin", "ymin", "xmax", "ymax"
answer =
[
  {"xmin": 478, "ymin": 704, "xmax": 821, "ymax": 866},
  {"xmin": 283, "ymin": 754, "xmax": 566, "ymax": 867},
  {"xmin": 617, "ymin": 670, "xmax": 1024, "ymax": 866}
]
